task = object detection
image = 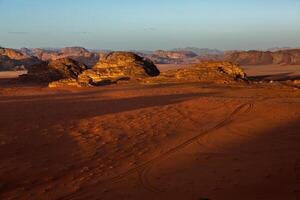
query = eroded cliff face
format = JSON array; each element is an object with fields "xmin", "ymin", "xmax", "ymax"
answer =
[{"xmin": 225, "ymin": 49, "xmax": 300, "ymax": 65}]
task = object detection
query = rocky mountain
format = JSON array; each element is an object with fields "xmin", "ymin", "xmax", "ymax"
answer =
[
  {"xmin": 154, "ymin": 50, "xmax": 198, "ymax": 59},
  {"xmin": 20, "ymin": 47, "xmax": 99, "ymax": 67},
  {"xmin": 134, "ymin": 48, "xmax": 225, "ymax": 64},
  {"xmin": 0, "ymin": 47, "xmax": 42, "ymax": 71},
  {"xmin": 266, "ymin": 47, "xmax": 293, "ymax": 52},
  {"xmin": 49, "ymin": 52, "xmax": 160, "ymax": 87},
  {"xmin": 144, "ymin": 50, "xmax": 198, "ymax": 64},
  {"xmin": 172, "ymin": 47, "xmax": 224, "ymax": 55},
  {"xmin": 224, "ymin": 49, "xmax": 300, "ymax": 65}
]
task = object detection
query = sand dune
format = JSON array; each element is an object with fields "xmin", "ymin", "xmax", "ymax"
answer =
[{"xmin": 0, "ymin": 76, "xmax": 300, "ymax": 199}]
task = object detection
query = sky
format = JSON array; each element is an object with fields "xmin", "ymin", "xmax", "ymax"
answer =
[{"xmin": 0, "ymin": 0, "xmax": 300, "ymax": 50}]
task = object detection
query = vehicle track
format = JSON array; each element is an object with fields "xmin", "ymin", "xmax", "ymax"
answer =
[
  {"xmin": 137, "ymin": 102, "xmax": 254, "ymax": 193},
  {"xmin": 62, "ymin": 102, "xmax": 254, "ymax": 199}
]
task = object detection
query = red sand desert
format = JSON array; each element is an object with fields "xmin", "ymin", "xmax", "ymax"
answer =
[{"xmin": 1, "ymin": 64, "xmax": 300, "ymax": 200}]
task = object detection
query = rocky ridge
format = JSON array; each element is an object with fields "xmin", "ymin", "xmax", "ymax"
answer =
[
  {"xmin": 144, "ymin": 61, "xmax": 247, "ymax": 84},
  {"xmin": 0, "ymin": 47, "xmax": 41, "ymax": 71},
  {"xmin": 225, "ymin": 49, "xmax": 300, "ymax": 65}
]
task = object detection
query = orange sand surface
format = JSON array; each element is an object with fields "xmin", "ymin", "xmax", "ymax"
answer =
[
  {"xmin": 1, "ymin": 70, "xmax": 300, "ymax": 199},
  {"xmin": 0, "ymin": 71, "xmax": 27, "ymax": 79}
]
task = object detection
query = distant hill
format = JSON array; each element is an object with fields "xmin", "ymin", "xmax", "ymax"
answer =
[
  {"xmin": 20, "ymin": 47, "xmax": 99, "ymax": 67},
  {"xmin": 0, "ymin": 47, "xmax": 41, "ymax": 71},
  {"xmin": 224, "ymin": 49, "xmax": 300, "ymax": 65},
  {"xmin": 171, "ymin": 47, "xmax": 224, "ymax": 55}
]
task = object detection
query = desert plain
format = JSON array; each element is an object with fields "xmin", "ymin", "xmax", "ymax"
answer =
[{"xmin": 1, "ymin": 63, "xmax": 300, "ymax": 200}]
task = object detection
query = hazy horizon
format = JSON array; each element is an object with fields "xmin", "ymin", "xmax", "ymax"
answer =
[{"xmin": 1, "ymin": 0, "xmax": 300, "ymax": 50}]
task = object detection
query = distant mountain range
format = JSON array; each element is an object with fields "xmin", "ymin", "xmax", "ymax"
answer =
[
  {"xmin": 171, "ymin": 47, "xmax": 224, "ymax": 55},
  {"xmin": 2, "ymin": 46, "xmax": 300, "ymax": 71}
]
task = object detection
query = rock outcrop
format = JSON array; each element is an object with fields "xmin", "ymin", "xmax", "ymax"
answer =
[
  {"xmin": 77, "ymin": 52, "xmax": 160, "ymax": 86},
  {"xmin": 225, "ymin": 49, "xmax": 300, "ymax": 65},
  {"xmin": 144, "ymin": 61, "xmax": 247, "ymax": 84},
  {"xmin": 20, "ymin": 58, "xmax": 87, "ymax": 83},
  {"xmin": 49, "ymin": 52, "xmax": 160, "ymax": 87}
]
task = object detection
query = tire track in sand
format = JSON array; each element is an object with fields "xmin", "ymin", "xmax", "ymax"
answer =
[
  {"xmin": 62, "ymin": 102, "xmax": 254, "ymax": 199},
  {"xmin": 138, "ymin": 102, "xmax": 254, "ymax": 193}
]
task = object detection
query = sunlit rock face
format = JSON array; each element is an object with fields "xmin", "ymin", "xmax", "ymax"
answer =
[
  {"xmin": 76, "ymin": 52, "xmax": 160, "ymax": 86},
  {"xmin": 144, "ymin": 61, "xmax": 247, "ymax": 84}
]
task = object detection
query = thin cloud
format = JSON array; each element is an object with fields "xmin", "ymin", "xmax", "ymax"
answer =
[
  {"xmin": 6, "ymin": 31, "xmax": 89, "ymax": 34},
  {"xmin": 144, "ymin": 27, "xmax": 157, "ymax": 32}
]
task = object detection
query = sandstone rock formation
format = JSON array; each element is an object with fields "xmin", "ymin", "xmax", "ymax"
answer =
[
  {"xmin": 225, "ymin": 49, "xmax": 300, "ymax": 65},
  {"xmin": 20, "ymin": 58, "xmax": 87, "ymax": 83},
  {"xmin": 144, "ymin": 61, "xmax": 247, "ymax": 84},
  {"xmin": 49, "ymin": 52, "xmax": 160, "ymax": 87},
  {"xmin": 77, "ymin": 51, "xmax": 160, "ymax": 86}
]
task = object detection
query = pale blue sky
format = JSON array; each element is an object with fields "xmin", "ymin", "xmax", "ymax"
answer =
[{"xmin": 0, "ymin": 0, "xmax": 300, "ymax": 50}]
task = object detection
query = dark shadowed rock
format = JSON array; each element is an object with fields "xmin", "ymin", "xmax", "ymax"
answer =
[{"xmin": 20, "ymin": 58, "xmax": 87, "ymax": 83}]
